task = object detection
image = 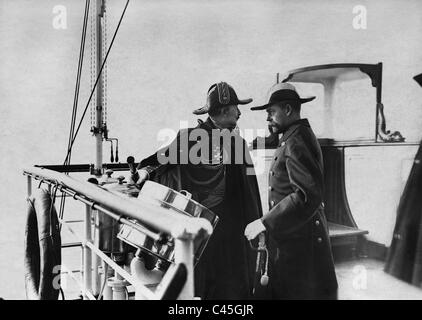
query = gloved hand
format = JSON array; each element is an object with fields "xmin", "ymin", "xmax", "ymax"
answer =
[
  {"xmin": 128, "ymin": 171, "xmax": 139, "ymax": 184},
  {"xmin": 244, "ymin": 218, "xmax": 266, "ymax": 241},
  {"xmin": 128, "ymin": 169, "xmax": 149, "ymax": 188}
]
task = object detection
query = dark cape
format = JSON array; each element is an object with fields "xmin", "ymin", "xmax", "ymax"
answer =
[
  {"xmin": 385, "ymin": 141, "xmax": 422, "ymax": 287},
  {"xmin": 140, "ymin": 117, "xmax": 263, "ymax": 299}
]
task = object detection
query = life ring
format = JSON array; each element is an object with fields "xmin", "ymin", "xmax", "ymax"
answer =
[{"xmin": 24, "ymin": 188, "xmax": 61, "ymax": 300}]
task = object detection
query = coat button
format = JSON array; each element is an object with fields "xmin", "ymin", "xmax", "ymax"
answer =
[
  {"xmin": 281, "ymin": 142, "xmax": 285, "ymax": 146},
  {"xmin": 317, "ymin": 237, "xmax": 322, "ymax": 243},
  {"xmin": 315, "ymin": 220, "xmax": 320, "ymax": 226},
  {"xmin": 274, "ymin": 156, "xmax": 278, "ymax": 161},
  {"xmin": 270, "ymin": 200, "xmax": 275, "ymax": 206}
]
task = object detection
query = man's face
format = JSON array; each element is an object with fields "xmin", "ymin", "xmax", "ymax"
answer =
[
  {"xmin": 266, "ymin": 103, "xmax": 288, "ymax": 134},
  {"xmin": 222, "ymin": 105, "xmax": 241, "ymax": 129}
]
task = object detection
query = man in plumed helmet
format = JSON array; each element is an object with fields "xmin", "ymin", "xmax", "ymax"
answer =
[
  {"xmin": 245, "ymin": 82, "xmax": 338, "ymax": 299},
  {"xmin": 133, "ymin": 82, "xmax": 263, "ymax": 299}
]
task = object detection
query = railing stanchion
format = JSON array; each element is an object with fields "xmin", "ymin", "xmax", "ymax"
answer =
[
  {"xmin": 174, "ymin": 237, "xmax": 195, "ymax": 300},
  {"xmin": 83, "ymin": 204, "xmax": 93, "ymax": 298},
  {"xmin": 92, "ymin": 210, "xmax": 101, "ymax": 296}
]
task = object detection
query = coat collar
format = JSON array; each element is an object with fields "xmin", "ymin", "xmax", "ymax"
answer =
[
  {"xmin": 279, "ymin": 118, "xmax": 310, "ymax": 146},
  {"xmin": 197, "ymin": 117, "xmax": 217, "ymax": 132},
  {"xmin": 198, "ymin": 117, "xmax": 235, "ymax": 133}
]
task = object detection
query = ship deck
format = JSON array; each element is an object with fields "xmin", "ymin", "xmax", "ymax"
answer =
[
  {"xmin": 58, "ymin": 221, "xmax": 422, "ymax": 300},
  {"xmin": 336, "ymin": 258, "xmax": 422, "ymax": 300}
]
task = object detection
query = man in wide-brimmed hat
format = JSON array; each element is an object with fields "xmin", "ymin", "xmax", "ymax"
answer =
[
  {"xmin": 133, "ymin": 82, "xmax": 263, "ymax": 299},
  {"xmin": 244, "ymin": 82, "xmax": 338, "ymax": 299}
]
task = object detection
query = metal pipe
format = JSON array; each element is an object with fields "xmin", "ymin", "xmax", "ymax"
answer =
[
  {"xmin": 23, "ymin": 167, "xmax": 212, "ymax": 300},
  {"xmin": 92, "ymin": 211, "xmax": 102, "ymax": 296},
  {"xmin": 80, "ymin": 243, "xmax": 84, "ymax": 296},
  {"xmin": 35, "ymin": 163, "xmax": 131, "ymax": 173},
  {"xmin": 71, "ymin": 184, "xmax": 163, "ymax": 241},
  {"xmin": 62, "ymin": 242, "xmax": 82, "ymax": 248},
  {"xmin": 59, "ymin": 210, "xmax": 156, "ymax": 300},
  {"xmin": 84, "ymin": 204, "xmax": 93, "ymax": 298},
  {"xmin": 102, "ymin": 261, "xmax": 113, "ymax": 300},
  {"xmin": 108, "ymin": 271, "xmax": 129, "ymax": 300},
  {"xmin": 375, "ymin": 62, "xmax": 383, "ymax": 141},
  {"xmin": 25, "ymin": 173, "xmax": 165, "ymax": 242},
  {"xmin": 85, "ymin": 240, "xmax": 156, "ymax": 300},
  {"xmin": 27, "ymin": 176, "xmax": 32, "ymax": 197},
  {"xmin": 23, "ymin": 167, "xmax": 212, "ymax": 240},
  {"xmin": 174, "ymin": 238, "xmax": 195, "ymax": 300},
  {"xmin": 94, "ymin": 0, "xmax": 105, "ymax": 176}
]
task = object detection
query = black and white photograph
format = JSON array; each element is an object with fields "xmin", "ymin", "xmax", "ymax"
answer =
[{"xmin": 1, "ymin": 0, "xmax": 422, "ymax": 304}]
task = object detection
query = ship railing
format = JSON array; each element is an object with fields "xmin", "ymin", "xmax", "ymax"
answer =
[{"xmin": 23, "ymin": 166, "xmax": 212, "ymax": 300}]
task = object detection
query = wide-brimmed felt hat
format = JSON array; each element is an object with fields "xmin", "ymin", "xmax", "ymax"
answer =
[
  {"xmin": 193, "ymin": 82, "xmax": 253, "ymax": 115},
  {"xmin": 251, "ymin": 82, "xmax": 316, "ymax": 111}
]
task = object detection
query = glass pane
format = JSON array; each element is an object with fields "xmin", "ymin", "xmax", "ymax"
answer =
[
  {"xmin": 292, "ymin": 77, "xmax": 375, "ymax": 141},
  {"xmin": 293, "ymin": 83, "xmax": 325, "ymax": 138},
  {"xmin": 332, "ymin": 78, "xmax": 375, "ymax": 141}
]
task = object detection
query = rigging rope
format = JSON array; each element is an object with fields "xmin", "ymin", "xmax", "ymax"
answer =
[
  {"xmin": 60, "ymin": 0, "xmax": 91, "ymax": 221},
  {"xmin": 64, "ymin": 0, "xmax": 91, "ymax": 166},
  {"xmin": 60, "ymin": 0, "xmax": 130, "ymax": 222},
  {"xmin": 63, "ymin": 0, "xmax": 130, "ymax": 166}
]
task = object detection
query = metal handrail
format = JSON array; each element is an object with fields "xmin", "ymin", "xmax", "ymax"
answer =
[
  {"xmin": 24, "ymin": 166, "xmax": 207, "ymax": 299},
  {"xmin": 23, "ymin": 167, "xmax": 212, "ymax": 241},
  {"xmin": 34, "ymin": 177, "xmax": 165, "ymax": 243}
]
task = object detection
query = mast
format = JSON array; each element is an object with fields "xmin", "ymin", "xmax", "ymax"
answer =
[{"xmin": 94, "ymin": 0, "xmax": 106, "ymax": 176}]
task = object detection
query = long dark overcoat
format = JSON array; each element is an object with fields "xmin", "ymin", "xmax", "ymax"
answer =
[
  {"xmin": 259, "ymin": 118, "xmax": 338, "ymax": 299},
  {"xmin": 385, "ymin": 141, "xmax": 422, "ymax": 287}
]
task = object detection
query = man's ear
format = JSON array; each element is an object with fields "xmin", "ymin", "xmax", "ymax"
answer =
[{"xmin": 284, "ymin": 103, "xmax": 293, "ymax": 116}]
